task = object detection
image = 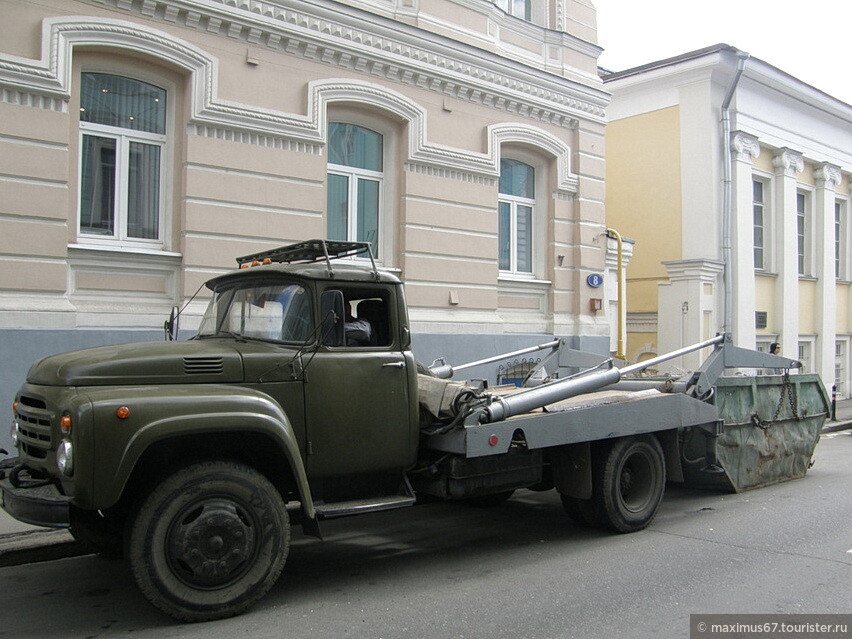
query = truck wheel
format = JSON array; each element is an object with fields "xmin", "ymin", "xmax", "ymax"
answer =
[
  {"xmin": 128, "ymin": 461, "xmax": 289, "ymax": 622},
  {"xmin": 592, "ymin": 435, "xmax": 665, "ymax": 533}
]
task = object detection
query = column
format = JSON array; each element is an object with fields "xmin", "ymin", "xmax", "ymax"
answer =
[
  {"xmin": 772, "ymin": 148, "xmax": 804, "ymax": 361},
  {"xmin": 814, "ymin": 163, "xmax": 842, "ymax": 385},
  {"xmin": 731, "ymin": 132, "xmax": 760, "ymax": 348}
]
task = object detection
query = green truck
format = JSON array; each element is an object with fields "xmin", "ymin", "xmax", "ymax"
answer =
[{"xmin": 1, "ymin": 240, "xmax": 829, "ymax": 622}]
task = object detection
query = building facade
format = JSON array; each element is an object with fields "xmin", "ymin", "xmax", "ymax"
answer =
[
  {"xmin": 0, "ymin": 0, "xmax": 617, "ymax": 443},
  {"xmin": 604, "ymin": 45, "xmax": 852, "ymax": 393}
]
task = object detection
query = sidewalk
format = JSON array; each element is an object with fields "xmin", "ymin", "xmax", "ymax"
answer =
[{"xmin": 2, "ymin": 399, "xmax": 851, "ymax": 568}]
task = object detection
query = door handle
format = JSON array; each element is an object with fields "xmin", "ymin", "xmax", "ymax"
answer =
[{"xmin": 382, "ymin": 362, "xmax": 405, "ymax": 368}]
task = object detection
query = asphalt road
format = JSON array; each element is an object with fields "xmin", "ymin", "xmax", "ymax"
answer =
[{"xmin": 1, "ymin": 432, "xmax": 849, "ymax": 639}]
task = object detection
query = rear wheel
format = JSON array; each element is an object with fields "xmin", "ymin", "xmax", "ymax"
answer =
[
  {"xmin": 128, "ymin": 461, "xmax": 289, "ymax": 622},
  {"xmin": 592, "ymin": 435, "xmax": 665, "ymax": 533}
]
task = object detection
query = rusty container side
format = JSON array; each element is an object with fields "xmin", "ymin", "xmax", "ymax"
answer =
[{"xmin": 680, "ymin": 374, "xmax": 830, "ymax": 492}]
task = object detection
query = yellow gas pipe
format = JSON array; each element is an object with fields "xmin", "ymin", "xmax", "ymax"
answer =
[{"xmin": 606, "ymin": 227, "xmax": 625, "ymax": 361}]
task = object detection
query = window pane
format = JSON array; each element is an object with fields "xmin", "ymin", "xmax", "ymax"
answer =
[
  {"xmin": 498, "ymin": 201, "xmax": 511, "ymax": 270},
  {"xmin": 80, "ymin": 134, "xmax": 116, "ymax": 236},
  {"xmin": 357, "ymin": 178, "xmax": 379, "ymax": 255},
  {"xmin": 753, "ymin": 180, "xmax": 763, "ymax": 202},
  {"xmin": 127, "ymin": 142, "xmax": 161, "ymax": 240},
  {"xmin": 327, "ymin": 173, "xmax": 349, "ymax": 241},
  {"xmin": 512, "ymin": 0, "xmax": 531, "ymax": 20},
  {"xmin": 516, "ymin": 204, "xmax": 532, "ymax": 272},
  {"xmin": 328, "ymin": 122, "xmax": 383, "ymax": 171},
  {"xmin": 499, "ymin": 159, "xmax": 534, "ymax": 198},
  {"xmin": 81, "ymin": 73, "xmax": 166, "ymax": 134}
]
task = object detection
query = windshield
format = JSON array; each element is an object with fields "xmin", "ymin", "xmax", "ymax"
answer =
[{"xmin": 196, "ymin": 281, "xmax": 314, "ymax": 344}]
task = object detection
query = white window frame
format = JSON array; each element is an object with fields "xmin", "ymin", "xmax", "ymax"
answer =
[
  {"xmin": 326, "ymin": 115, "xmax": 395, "ymax": 265},
  {"xmin": 836, "ymin": 198, "xmax": 849, "ymax": 281},
  {"xmin": 835, "ymin": 338, "xmax": 849, "ymax": 399},
  {"xmin": 496, "ymin": 0, "xmax": 532, "ymax": 21},
  {"xmin": 753, "ymin": 177, "xmax": 768, "ymax": 271},
  {"xmin": 796, "ymin": 189, "xmax": 813, "ymax": 277},
  {"xmin": 498, "ymin": 154, "xmax": 544, "ymax": 279},
  {"xmin": 798, "ymin": 338, "xmax": 814, "ymax": 373},
  {"xmin": 76, "ymin": 70, "xmax": 172, "ymax": 253},
  {"xmin": 326, "ymin": 163, "xmax": 383, "ymax": 254},
  {"xmin": 498, "ymin": 192, "xmax": 535, "ymax": 275}
]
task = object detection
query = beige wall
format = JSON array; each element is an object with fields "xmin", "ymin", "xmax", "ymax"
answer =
[{"xmin": 0, "ymin": 0, "xmax": 608, "ymax": 341}]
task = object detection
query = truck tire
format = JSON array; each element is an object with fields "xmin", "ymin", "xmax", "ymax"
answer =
[
  {"xmin": 592, "ymin": 435, "xmax": 665, "ymax": 533},
  {"xmin": 128, "ymin": 460, "xmax": 290, "ymax": 622}
]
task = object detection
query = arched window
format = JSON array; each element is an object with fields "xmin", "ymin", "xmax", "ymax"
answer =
[
  {"xmin": 498, "ymin": 158, "xmax": 535, "ymax": 274},
  {"xmin": 78, "ymin": 72, "xmax": 167, "ymax": 248},
  {"xmin": 326, "ymin": 122, "xmax": 383, "ymax": 258}
]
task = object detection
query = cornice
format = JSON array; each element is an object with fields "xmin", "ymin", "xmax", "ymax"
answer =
[
  {"xmin": 0, "ymin": 16, "xmax": 582, "ymax": 184},
  {"xmin": 86, "ymin": 0, "xmax": 607, "ymax": 124}
]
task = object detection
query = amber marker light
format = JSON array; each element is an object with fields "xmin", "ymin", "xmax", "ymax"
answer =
[
  {"xmin": 60, "ymin": 415, "xmax": 72, "ymax": 434},
  {"xmin": 12, "ymin": 401, "xmax": 18, "ymax": 413},
  {"xmin": 116, "ymin": 406, "xmax": 131, "ymax": 420}
]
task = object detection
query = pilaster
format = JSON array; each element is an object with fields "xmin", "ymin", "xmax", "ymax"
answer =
[
  {"xmin": 772, "ymin": 147, "xmax": 804, "ymax": 361},
  {"xmin": 731, "ymin": 131, "xmax": 760, "ymax": 349},
  {"xmin": 814, "ymin": 162, "xmax": 842, "ymax": 383}
]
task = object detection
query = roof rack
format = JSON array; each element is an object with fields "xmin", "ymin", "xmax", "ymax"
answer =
[{"xmin": 236, "ymin": 239, "xmax": 378, "ymax": 279}]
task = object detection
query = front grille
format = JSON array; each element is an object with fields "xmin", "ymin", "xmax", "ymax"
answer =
[
  {"xmin": 15, "ymin": 394, "xmax": 55, "ymax": 460},
  {"xmin": 184, "ymin": 356, "xmax": 224, "ymax": 375}
]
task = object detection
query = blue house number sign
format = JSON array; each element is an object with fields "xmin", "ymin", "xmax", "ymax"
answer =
[{"xmin": 586, "ymin": 273, "xmax": 604, "ymax": 288}]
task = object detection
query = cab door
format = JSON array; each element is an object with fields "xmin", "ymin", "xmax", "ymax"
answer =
[{"xmin": 303, "ymin": 286, "xmax": 415, "ymax": 478}]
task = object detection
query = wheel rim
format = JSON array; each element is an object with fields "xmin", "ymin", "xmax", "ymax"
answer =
[
  {"xmin": 617, "ymin": 448, "xmax": 657, "ymax": 513},
  {"xmin": 166, "ymin": 497, "xmax": 260, "ymax": 589}
]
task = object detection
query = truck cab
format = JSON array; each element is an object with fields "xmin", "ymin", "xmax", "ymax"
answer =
[{"xmin": 3, "ymin": 240, "xmax": 419, "ymax": 621}]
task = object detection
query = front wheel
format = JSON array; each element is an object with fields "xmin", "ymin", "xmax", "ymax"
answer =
[
  {"xmin": 592, "ymin": 435, "xmax": 666, "ymax": 533},
  {"xmin": 128, "ymin": 461, "xmax": 289, "ymax": 622}
]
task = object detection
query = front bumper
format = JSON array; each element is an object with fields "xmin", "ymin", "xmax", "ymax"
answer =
[{"xmin": 0, "ymin": 460, "xmax": 70, "ymax": 528}]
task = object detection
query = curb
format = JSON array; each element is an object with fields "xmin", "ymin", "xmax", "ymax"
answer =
[
  {"xmin": 822, "ymin": 420, "xmax": 852, "ymax": 434},
  {"xmin": 0, "ymin": 529, "xmax": 88, "ymax": 568}
]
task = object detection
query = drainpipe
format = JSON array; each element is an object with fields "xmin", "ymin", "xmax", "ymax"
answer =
[
  {"xmin": 606, "ymin": 227, "xmax": 625, "ymax": 360},
  {"xmin": 721, "ymin": 49, "xmax": 750, "ymax": 337}
]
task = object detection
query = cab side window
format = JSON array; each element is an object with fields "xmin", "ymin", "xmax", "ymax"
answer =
[{"xmin": 337, "ymin": 289, "xmax": 392, "ymax": 347}]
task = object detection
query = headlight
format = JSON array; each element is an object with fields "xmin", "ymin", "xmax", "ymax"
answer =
[
  {"xmin": 10, "ymin": 420, "xmax": 19, "ymax": 446},
  {"xmin": 56, "ymin": 439, "xmax": 73, "ymax": 476}
]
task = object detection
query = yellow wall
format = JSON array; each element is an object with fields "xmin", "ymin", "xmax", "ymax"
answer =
[
  {"xmin": 755, "ymin": 274, "xmax": 776, "ymax": 334},
  {"xmin": 606, "ymin": 106, "xmax": 682, "ymax": 314},
  {"xmin": 837, "ymin": 284, "xmax": 849, "ymax": 334},
  {"xmin": 799, "ymin": 280, "xmax": 816, "ymax": 334}
]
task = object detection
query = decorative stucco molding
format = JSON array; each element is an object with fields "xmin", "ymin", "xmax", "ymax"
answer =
[
  {"xmin": 731, "ymin": 131, "xmax": 760, "ymax": 163},
  {"xmin": 814, "ymin": 163, "xmax": 843, "ymax": 190},
  {"xmin": 91, "ymin": 0, "xmax": 605, "ymax": 124},
  {"xmin": 772, "ymin": 147, "xmax": 805, "ymax": 177},
  {"xmin": 488, "ymin": 123, "xmax": 579, "ymax": 196},
  {"xmin": 0, "ymin": 17, "xmax": 580, "ymax": 183}
]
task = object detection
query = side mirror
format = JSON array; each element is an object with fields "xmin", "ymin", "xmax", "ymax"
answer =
[
  {"xmin": 320, "ymin": 290, "xmax": 345, "ymax": 347},
  {"xmin": 164, "ymin": 305, "xmax": 180, "ymax": 341}
]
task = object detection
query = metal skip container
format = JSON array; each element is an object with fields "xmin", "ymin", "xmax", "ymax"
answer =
[{"xmin": 681, "ymin": 374, "xmax": 830, "ymax": 492}]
